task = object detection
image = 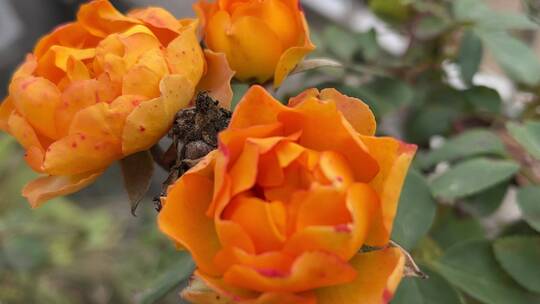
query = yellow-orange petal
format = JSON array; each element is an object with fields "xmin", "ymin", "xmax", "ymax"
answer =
[
  {"xmin": 43, "ymin": 133, "xmax": 120, "ymax": 176},
  {"xmin": 214, "ymin": 247, "xmax": 294, "ymax": 274},
  {"xmin": 77, "ymin": 0, "xmax": 140, "ymax": 37},
  {"xmin": 166, "ymin": 21, "xmax": 205, "ymax": 86},
  {"xmin": 12, "ymin": 54, "xmax": 38, "ymax": 80},
  {"xmin": 56, "ymin": 79, "xmax": 101, "ymax": 136},
  {"xmin": 9, "ymin": 76, "xmax": 61, "ymax": 140},
  {"xmin": 0, "ymin": 97, "xmax": 15, "ymax": 131},
  {"xmin": 316, "ymin": 247, "xmax": 405, "ymax": 304},
  {"xmin": 361, "ymin": 136, "xmax": 417, "ymax": 246},
  {"xmin": 158, "ymin": 152, "xmax": 222, "ymax": 276},
  {"xmin": 122, "ymin": 74, "xmax": 194, "ymax": 155},
  {"xmin": 122, "ymin": 65, "xmax": 161, "ymax": 98},
  {"xmin": 273, "ymin": 14, "xmax": 315, "ymax": 87},
  {"xmin": 22, "ymin": 171, "xmax": 102, "ymax": 208},
  {"xmin": 7, "ymin": 112, "xmax": 43, "ymax": 152},
  {"xmin": 197, "ymin": 50, "xmax": 235, "ymax": 109},
  {"xmin": 223, "ymin": 251, "xmax": 357, "ymax": 293},
  {"xmin": 66, "ymin": 56, "xmax": 91, "ymax": 81},
  {"xmin": 210, "ymin": 14, "xmax": 283, "ymax": 83},
  {"xmin": 129, "ymin": 7, "xmax": 181, "ymax": 45},
  {"xmin": 34, "ymin": 23, "xmax": 97, "ymax": 58}
]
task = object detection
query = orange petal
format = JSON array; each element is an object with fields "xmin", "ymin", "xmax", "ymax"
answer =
[
  {"xmin": 34, "ymin": 22, "xmax": 97, "ymax": 58},
  {"xmin": 56, "ymin": 79, "xmax": 102, "ymax": 136},
  {"xmin": 10, "ymin": 76, "xmax": 61, "ymax": 140},
  {"xmin": 273, "ymin": 13, "xmax": 315, "ymax": 87},
  {"xmin": 129, "ymin": 7, "xmax": 181, "ymax": 45},
  {"xmin": 77, "ymin": 0, "xmax": 140, "ymax": 37},
  {"xmin": 12, "ymin": 54, "xmax": 38, "ymax": 79},
  {"xmin": 214, "ymin": 247, "xmax": 293, "ymax": 274},
  {"xmin": 228, "ymin": 142, "xmax": 260, "ymax": 196},
  {"xmin": 122, "ymin": 74, "xmax": 195, "ymax": 155},
  {"xmin": 278, "ymin": 97, "xmax": 379, "ymax": 182},
  {"xmin": 222, "ymin": 195, "xmax": 286, "ymax": 253},
  {"xmin": 43, "ymin": 133, "xmax": 120, "ymax": 176},
  {"xmin": 229, "ymin": 85, "xmax": 289, "ymax": 129},
  {"xmin": 122, "ymin": 65, "xmax": 161, "ymax": 98},
  {"xmin": 22, "ymin": 171, "xmax": 102, "ymax": 208},
  {"xmin": 66, "ymin": 56, "xmax": 91, "ymax": 81},
  {"xmin": 183, "ymin": 271, "xmax": 317, "ymax": 304},
  {"xmin": 361, "ymin": 136, "xmax": 416, "ymax": 246},
  {"xmin": 318, "ymin": 151, "xmax": 355, "ymax": 188},
  {"xmin": 207, "ymin": 13, "xmax": 283, "ymax": 83},
  {"xmin": 0, "ymin": 97, "xmax": 15, "ymax": 131},
  {"xmin": 197, "ymin": 50, "xmax": 235, "ymax": 109},
  {"xmin": 158, "ymin": 152, "xmax": 222, "ymax": 276},
  {"xmin": 290, "ymin": 88, "xmax": 376, "ymax": 136},
  {"xmin": 223, "ymin": 251, "xmax": 357, "ymax": 292},
  {"xmin": 316, "ymin": 247, "xmax": 405, "ymax": 304},
  {"xmin": 7, "ymin": 112, "xmax": 45, "ymax": 172},
  {"xmin": 166, "ymin": 22, "xmax": 205, "ymax": 85},
  {"xmin": 294, "ymin": 187, "xmax": 350, "ymax": 231},
  {"xmin": 216, "ymin": 219, "xmax": 256, "ymax": 254}
]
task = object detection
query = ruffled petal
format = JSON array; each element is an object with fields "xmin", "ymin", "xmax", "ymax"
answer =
[
  {"xmin": 223, "ymin": 251, "xmax": 357, "ymax": 292},
  {"xmin": 360, "ymin": 136, "xmax": 417, "ymax": 246},
  {"xmin": 229, "ymin": 85, "xmax": 289, "ymax": 129},
  {"xmin": 77, "ymin": 0, "xmax": 140, "ymax": 37},
  {"xmin": 316, "ymin": 247, "xmax": 405, "ymax": 304},
  {"xmin": 129, "ymin": 7, "xmax": 181, "ymax": 45},
  {"xmin": 166, "ymin": 21, "xmax": 205, "ymax": 86},
  {"xmin": 22, "ymin": 171, "xmax": 102, "ymax": 208},
  {"xmin": 158, "ymin": 152, "xmax": 222, "ymax": 276},
  {"xmin": 0, "ymin": 97, "xmax": 15, "ymax": 131},
  {"xmin": 9, "ymin": 76, "xmax": 61, "ymax": 140},
  {"xmin": 7, "ymin": 112, "xmax": 45, "ymax": 172},
  {"xmin": 121, "ymin": 74, "xmax": 195, "ymax": 155},
  {"xmin": 197, "ymin": 50, "xmax": 235, "ymax": 109}
]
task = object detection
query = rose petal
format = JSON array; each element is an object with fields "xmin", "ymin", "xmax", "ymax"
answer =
[
  {"xmin": 10, "ymin": 76, "xmax": 61, "ymax": 140},
  {"xmin": 77, "ymin": 0, "xmax": 141, "ymax": 37},
  {"xmin": 273, "ymin": 12, "xmax": 315, "ymax": 87},
  {"xmin": 197, "ymin": 50, "xmax": 235, "ymax": 109},
  {"xmin": 316, "ymin": 247, "xmax": 405, "ymax": 304},
  {"xmin": 159, "ymin": 152, "xmax": 222, "ymax": 276},
  {"xmin": 0, "ymin": 97, "xmax": 15, "ymax": 131},
  {"xmin": 223, "ymin": 251, "xmax": 357, "ymax": 292},
  {"xmin": 22, "ymin": 171, "xmax": 102, "ymax": 208},
  {"xmin": 166, "ymin": 21, "xmax": 205, "ymax": 86},
  {"xmin": 129, "ymin": 7, "xmax": 181, "ymax": 45},
  {"xmin": 360, "ymin": 136, "xmax": 417, "ymax": 246},
  {"xmin": 122, "ymin": 74, "xmax": 194, "ymax": 155},
  {"xmin": 229, "ymin": 85, "xmax": 289, "ymax": 129}
]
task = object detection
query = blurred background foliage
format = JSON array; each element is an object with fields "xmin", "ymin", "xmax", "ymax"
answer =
[{"xmin": 1, "ymin": 0, "xmax": 540, "ymax": 303}]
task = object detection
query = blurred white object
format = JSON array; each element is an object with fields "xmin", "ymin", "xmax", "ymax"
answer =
[{"xmin": 0, "ymin": 1, "xmax": 22, "ymax": 51}]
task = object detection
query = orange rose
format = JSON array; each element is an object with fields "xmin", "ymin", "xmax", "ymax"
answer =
[
  {"xmin": 194, "ymin": 0, "xmax": 315, "ymax": 87},
  {"xmin": 0, "ymin": 0, "xmax": 206, "ymax": 207},
  {"xmin": 159, "ymin": 86, "xmax": 417, "ymax": 303}
]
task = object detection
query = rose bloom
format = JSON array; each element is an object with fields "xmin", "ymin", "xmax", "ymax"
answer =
[
  {"xmin": 194, "ymin": 0, "xmax": 315, "ymax": 87},
  {"xmin": 159, "ymin": 86, "xmax": 417, "ymax": 303},
  {"xmin": 0, "ymin": 0, "xmax": 207, "ymax": 207}
]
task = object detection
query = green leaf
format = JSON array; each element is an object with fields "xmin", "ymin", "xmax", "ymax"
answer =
[
  {"xmin": 120, "ymin": 150, "xmax": 155, "ymax": 215},
  {"xmin": 406, "ymin": 105, "xmax": 460, "ymax": 144},
  {"xmin": 369, "ymin": 0, "xmax": 411, "ymax": 23},
  {"xmin": 420, "ymin": 129, "xmax": 507, "ymax": 169},
  {"xmin": 494, "ymin": 236, "xmax": 540, "ymax": 293},
  {"xmin": 478, "ymin": 31, "xmax": 540, "ymax": 86},
  {"xmin": 517, "ymin": 186, "xmax": 540, "ymax": 233},
  {"xmin": 454, "ymin": 0, "xmax": 538, "ymax": 30},
  {"xmin": 431, "ymin": 210, "xmax": 485, "ymax": 250},
  {"xmin": 457, "ymin": 30, "xmax": 483, "ymax": 85},
  {"xmin": 432, "ymin": 240, "xmax": 540, "ymax": 304},
  {"xmin": 461, "ymin": 181, "xmax": 509, "ymax": 217},
  {"xmin": 463, "ymin": 86, "xmax": 502, "ymax": 114},
  {"xmin": 231, "ymin": 83, "xmax": 249, "ymax": 110},
  {"xmin": 431, "ymin": 158, "xmax": 520, "ymax": 200},
  {"xmin": 414, "ymin": 15, "xmax": 452, "ymax": 40},
  {"xmin": 392, "ymin": 170, "xmax": 436, "ymax": 250},
  {"xmin": 3, "ymin": 236, "xmax": 49, "ymax": 272},
  {"xmin": 322, "ymin": 26, "xmax": 359, "ymax": 61},
  {"xmin": 135, "ymin": 252, "xmax": 195, "ymax": 304},
  {"xmin": 507, "ymin": 121, "xmax": 540, "ymax": 160},
  {"xmin": 393, "ymin": 266, "xmax": 465, "ymax": 304}
]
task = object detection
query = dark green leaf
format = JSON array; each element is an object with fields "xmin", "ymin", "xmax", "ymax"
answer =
[
  {"xmin": 463, "ymin": 86, "xmax": 502, "ymax": 114},
  {"xmin": 461, "ymin": 181, "xmax": 509, "ymax": 217},
  {"xmin": 406, "ymin": 105, "xmax": 459, "ymax": 144},
  {"xmin": 120, "ymin": 150, "xmax": 155, "ymax": 215},
  {"xmin": 419, "ymin": 129, "xmax": 506, "ymax": 169},
  {"xmin": 478, "ymin": 31, "xmax": 540, "ymax": 86},
  {"xmin": 414, "ymin": 15, "xmax": 452, "ymax": 40},
  {"xmin": 392, "ymin": 170, "xmax": 436, "ymax": 250},
  {"xmin": 517, "ymin": 186, "xmax": 540, "ymax": 232},
  {"xmin": 507, "ymin": 121, "xmax": 540, "ymax": 160},
  {"xmin": 431, "ymin": 210, "xmax": 485, "ymax": 250},
  {"xmin": 369, "ymin": 0, "xmax": 411, "ymax": 23},
  {"xmin": 393, "ymin": 266, "xmax": 465, "ymax": 304},
  {"xmin": 431, "ymin": 158, "xmax": 520, "ymax": 200},
  {"xmin": 432, "ymin": 240, "xmax": 540, "ymax": 304},
  {"xmin": 135, "ymin": 252, "xmax": 194, "ymax": 304},
  {"xmin": 322, "ymin": 26, "xmax": 359, "ymax": 61},
  {"xmin": 494, "ymin": 236, "xmax": 540, "ymax": 293},
  {"xmin": 454, "ymin": 0, "xmax": 538, "ymax": 30},
  {"xmin": 457, "ymin": 30, "xmax": 483, "ymax": 85}
]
